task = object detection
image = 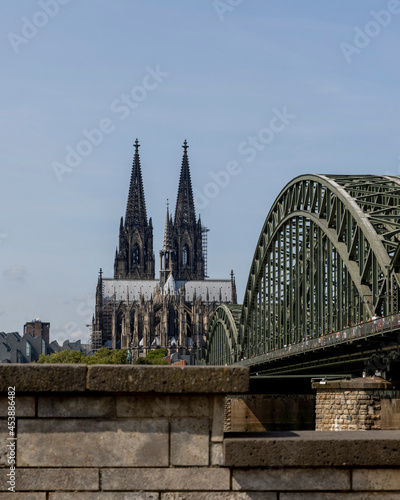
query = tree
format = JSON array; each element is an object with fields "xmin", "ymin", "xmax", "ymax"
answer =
[
  {"xmin": 135, "ymin": 357, "xmax": 151, "ymax": 365},
  {"xmin": 146, "ymin": 348, "xmax": 168, "ymax": 360},
  {"xmin": 35, "ymin": 347, "xmax": 129, "ymax": 364},
  {"xmin": 88, "ymin": 347, "xmax": 128, "ymax": 364},
  {"xmin": 36, "ymin": 350, "xmax": 87, "ymax": 364},
  {"xmin": 134, "ymin": 348, "xmax": 168, "ymax": 365}
]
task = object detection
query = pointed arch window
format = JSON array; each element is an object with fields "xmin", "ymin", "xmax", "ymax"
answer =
[
  {"xmin": 165, "ymin": 251, "xmax": 169, "ymax": 270},
  {"xmin": 182, "ymin": 245, "xmax": 189, "ymax": 266},
  {"xmin": 132, "ymin": 244, "xmax": 140, "ymax": 265}
]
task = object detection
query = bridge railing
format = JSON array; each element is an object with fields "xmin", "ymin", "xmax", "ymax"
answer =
[{"xmin": 222, "ymin": 314, "xmax": 400, "ymax": 367}]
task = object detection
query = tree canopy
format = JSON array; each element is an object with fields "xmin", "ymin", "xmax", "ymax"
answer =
[
  {"xmin": 36, "ymin": 347, "xmax": 129, "ymax": 364},
  {"xmin": 134, "ymin": 348, "xmax": 168, "ymax": 365},
  {"xmin": 36, "ymin": 347, "xmax": 170, "ymax": 365}
]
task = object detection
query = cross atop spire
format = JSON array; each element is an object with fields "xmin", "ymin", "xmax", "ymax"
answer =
[
  {"xmin": 182, "ymin": 139, "xmax": 189, "ymax": 154},
  {"xmin": 125, "ymin": 138, "xmax": 148, "ymax": 228}
]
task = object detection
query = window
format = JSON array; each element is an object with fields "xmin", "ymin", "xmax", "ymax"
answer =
[
  {"xmin": 26, "ymin": 342, "xmax": 31, "ymax": 357},
  {"xmin": 132, "ymin": 244, "xmax": 140, "ymax": 265},
  {"xmin": 165, "ymin": 251, "xmax": 169, "ymax": 270},
  {"xmin": 182, "ymin": 246, "xmax": 189, "ymax": 266}
]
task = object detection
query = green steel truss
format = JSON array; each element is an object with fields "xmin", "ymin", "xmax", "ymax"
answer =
[
  {"xmin": 206, "ymin": 304, "xmax": 241, "ymax": 365},
  {"xmin": 206, "ymin": 175, "xmax": 400, "ymax": 365}
]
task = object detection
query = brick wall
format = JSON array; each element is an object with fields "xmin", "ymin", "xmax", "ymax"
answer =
[
  {"xmin": 313, "ymin": 377, "xmax": 400, "ymax": 431},
  {"xmin": 1, "ymin": 365, "xmax": 400, "ymax": 498}
]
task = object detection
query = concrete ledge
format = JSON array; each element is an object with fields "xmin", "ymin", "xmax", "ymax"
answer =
[
  {"xmin": 224, "ymin": 430, "xmax": 400, "ymax": 467},
  {"xmin": 0, "ymin": 365, "xmax": 87, "ymax": 392},
  {"xmin": 87, "ymin": 365, "xmax": 249, "ymax": 393},
  {"xmin": 0, "ymin": 364, "xmax": 249, "ymax": 394},
  {"xmin": 312, "ymin": 376, "xmax": 393, "ymax": 390}
]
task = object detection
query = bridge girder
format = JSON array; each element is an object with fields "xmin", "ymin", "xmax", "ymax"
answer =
[
  {"xmin": 206, "ymin": 304, "xmax": 241, "ymax": 365},
  {"xmin": 206, "ymin": 174, "xmax": 400, "ymax": 366}
]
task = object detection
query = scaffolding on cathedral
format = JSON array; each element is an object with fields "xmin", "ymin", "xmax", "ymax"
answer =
[
  {"xmin": 202, "ymin": 226, "xmax": 209, "ymax": 279},
  {"xmin": 90, "ymin": 330, "xmax": 102, "ymax": 351}
]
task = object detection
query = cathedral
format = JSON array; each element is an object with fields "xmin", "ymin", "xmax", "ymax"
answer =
[{"xmin": 92, "ymin": 139, "xmax": 237, "ymax": 360}]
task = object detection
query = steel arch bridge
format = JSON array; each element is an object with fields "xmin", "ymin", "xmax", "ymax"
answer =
[{"xmin": 206, "ymin": 175, "xmax": 400, "ymax": 375}]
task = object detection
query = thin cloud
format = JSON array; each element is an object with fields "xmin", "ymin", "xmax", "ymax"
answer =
[{"xmin": 3, "ymin": 265, "xmax": 27, "ymax": 283}]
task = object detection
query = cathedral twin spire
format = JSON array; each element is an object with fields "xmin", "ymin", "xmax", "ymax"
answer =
[
  {"xmin": 160, "ymin": 140, "xmax": 205, "ymax": 283},
  {"xmin": 114, "ymin": 139, "xmax": 205, "ymax": 282},
  {"xmin": 125, "ymin": 139, "xmax": 148, "ymax": 229},
  {"xmin": 114, "ymin": 139, "xmax": 154, "ymax": 279},
  {"xmin": 174, "ymin": 140, "xmax": 196, "ymax": 228}
]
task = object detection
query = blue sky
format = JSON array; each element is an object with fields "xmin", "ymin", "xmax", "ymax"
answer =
[{"xmin": 1, "ymin": 0, "xmax": 400, "ymax": 343}]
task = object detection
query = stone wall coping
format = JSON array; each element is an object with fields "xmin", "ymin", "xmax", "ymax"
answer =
[
  {"xmin": 311, "ymin": 376, "xmax": 393, "ymax": 390},
  {"xmin": 0, "ymin": 364, "xmax": 249, "ymax": 394},
  {"xmin": 224, "ymin": 430, "xmax": 400, "ymax": 467}
]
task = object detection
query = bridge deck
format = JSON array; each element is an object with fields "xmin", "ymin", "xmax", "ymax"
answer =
[{"xmin": 235, "ymin": 314, "xmax": 400, "ymax": 376}]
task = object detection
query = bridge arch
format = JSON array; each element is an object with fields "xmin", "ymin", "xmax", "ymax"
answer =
[
  {"xmin": 207, "ymin": 175, "xmax": 400, "ymax": 364},
  {"xmin": 206, "ymin": 305, "xmax": 241, "ymax": 365}
]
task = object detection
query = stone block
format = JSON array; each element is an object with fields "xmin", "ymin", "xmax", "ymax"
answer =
[
  {"xmin": 225, "ymin": 431, "xmax": 400, "ymax": 468},
  {"xmin": 211, "ymin": 442, "xmax": 224, "ymax": 465},
  {"xmin": 0, "ymin": 365, "xmax": 87, "ymax": 393},
  {"xmin": 38, "ymin": 396, "xmax": 115, "ymax": 418},
  {"xmin": 211, "ymin": 396, "xmax": 225, "ymax": 442},
  {"xmin": 0, "ymin": 495, "xmax": 46, "ymax": 500},
  {"xmin": 87, "ymin": 366, "xmax": 249, "ymax": 394},
  {"xmin": 50, "ymin": 495, "xmax": 158, "ymax": 500},
  {"xmin": 0, "ymin": 427, "xmax": 10, "ymax": 467},
  {"xmin": 312, "ymin": 377, "xmax": 392, "ymax": 390},
  {"xmin": 17, "ymin": 419, "xmax": 168, "ymax": 467},
  {"xmin": 102, "ymin": 468, "xmax": 230, "ymax": 491},
  {"xmin": 353, "ymin": 469, "xmax": 400, "ymax": 490},
  {"xmin": 0, "ymin": 468, "xmax": 99, "ymax": 491},
  {"xmin": 0, "ymin": 397, "xmax": 35, "ymax": 417},
  {"xmin": 162, "ymin": 494, "xmax": 277, "ymax": 499},
  {"xmin": 280, "ymin": 494, "xmax": 400, "ymax": 499},
  {"xmin": 232, "ymin": 468, "xmax": 349, "ymax": 491},
  {"xmin": 116, "ymin": 395, "xmax": 210, "ymax": 418},
  {"xmin": 171, "ymin": 418, "xmax": 209, "ymax": 466},
  {"xmin": 380, "ymin": 397, "xmax": 400, "ymax": 430}
]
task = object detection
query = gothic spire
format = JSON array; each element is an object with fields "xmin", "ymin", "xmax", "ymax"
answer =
[
  {"xmin": 174, "ymin": 140, "xmax": 196, "ymax": 227},
  {"xmin": 125, "ymin": 139, "xmax": 148, "ymax": 228},
  {"xmin": 163, "ymin": 199, "xmax": 173, "ymax": 251}
]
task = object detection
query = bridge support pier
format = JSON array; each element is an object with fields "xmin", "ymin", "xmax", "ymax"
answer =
[{"xmin": 313, "ymin": 377, "xmax": 400, "ymax": 431}]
